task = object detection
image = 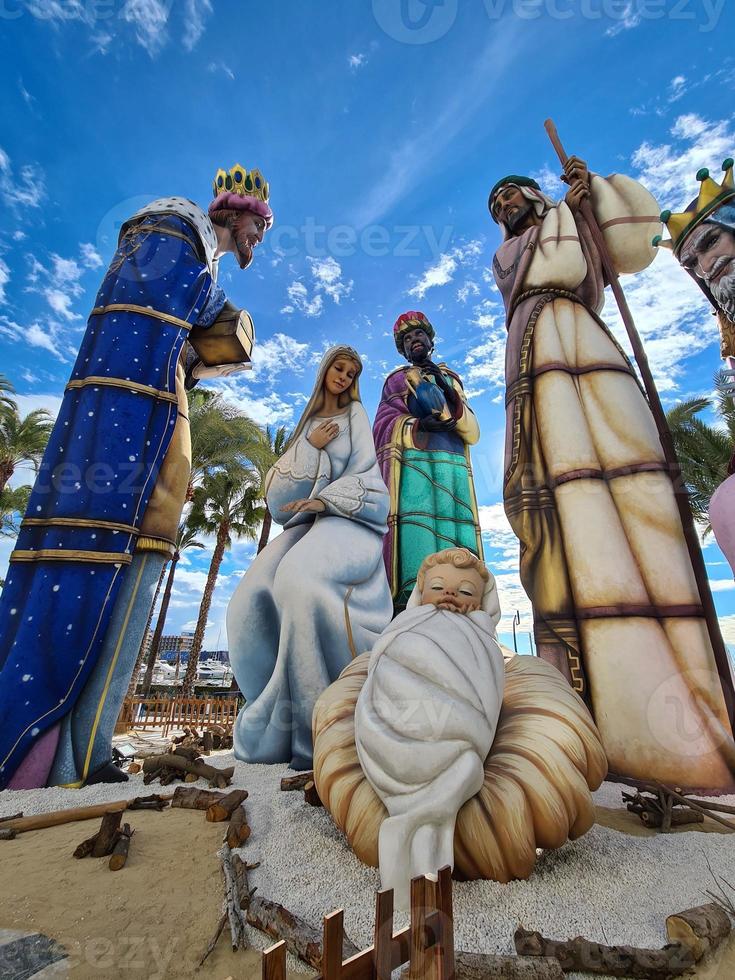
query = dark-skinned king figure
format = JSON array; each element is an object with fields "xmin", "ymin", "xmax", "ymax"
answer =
[
  {"xmin": 0, "ymin": 164, "xmax": 273, "ymax": 788},
  {"xmin": 373, "ymin": 312, "xmax": 483, "ymax": 612},
  {"xmin": 656, "ymin": 158, "xmax": 735, "ymax": 578}
]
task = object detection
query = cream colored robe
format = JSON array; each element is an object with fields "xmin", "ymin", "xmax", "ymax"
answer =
[{"xmin": 495, "ymin": 175, "xmax": 735, "ymax": 790}]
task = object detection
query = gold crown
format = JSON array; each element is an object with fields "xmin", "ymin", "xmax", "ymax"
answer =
[
  {"xmin": 654, "ymin": 158, "xmax": 735, "ymax": 255},
  {"xmin": 212, "ymin": 164, "xmax": 270, "ymax": 204}
]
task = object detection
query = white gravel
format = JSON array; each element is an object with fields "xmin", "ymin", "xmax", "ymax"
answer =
[{"xmin": 3, "ymin": 755, "xmax": 735, "ymax": 979}]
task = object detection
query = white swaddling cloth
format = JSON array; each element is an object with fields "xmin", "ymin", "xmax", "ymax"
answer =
[{"xmin": 354, "ymin": 574, "xmax": 505, "ymax": 908}]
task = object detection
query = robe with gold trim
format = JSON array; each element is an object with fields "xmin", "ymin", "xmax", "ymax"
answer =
[{"xmin": 0, "ymin": 206, "xmax": 225, "ymax": 788}]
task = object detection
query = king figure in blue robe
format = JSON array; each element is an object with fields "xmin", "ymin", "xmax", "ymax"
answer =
[{"xmin": 0, "ymin": 163, "xmax": 274, "ymax": 788}]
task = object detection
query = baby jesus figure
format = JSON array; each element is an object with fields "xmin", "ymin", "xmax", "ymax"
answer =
[{"xmin": 354, "ymin": 548, "xmax": 505, "ymax": 908}]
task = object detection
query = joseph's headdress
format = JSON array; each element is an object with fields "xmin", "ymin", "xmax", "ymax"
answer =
[
  {"xmin": 210, "ymin": 163, "xmax": 274, "ymax": 228},
  {"xmin": 393, "ymin": 311, "xmax": 435, "ymax": 356}
]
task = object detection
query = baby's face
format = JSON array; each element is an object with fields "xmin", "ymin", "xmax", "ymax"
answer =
[{"xmin": 420, "ymin": 564, "xmax": 485, "ymax": 614}]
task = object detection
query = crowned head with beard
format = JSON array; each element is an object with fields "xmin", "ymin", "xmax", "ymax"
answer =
[
  {"xmin": 354, "ymin": 549, "xmax": 505, "ymax": 908},
  {"xmin": 679, "ymin": 203, "xmax": 735, "ymax": 323}
]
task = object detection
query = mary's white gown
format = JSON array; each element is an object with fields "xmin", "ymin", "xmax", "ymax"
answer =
[{"xmin": 227, "ymin": 400, "xmax": 393, "ymax": 769}]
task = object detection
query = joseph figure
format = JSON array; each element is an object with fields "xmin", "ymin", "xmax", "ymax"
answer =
[
  {"xmin": 373, "ymin": 311, "xmax": 483, "ymax": 611},
  {"xmin": 488, "ymin": 158, "xmax": 735, "ymax": 790},
  {"xmin": 0, "ymin": 163, "xmax": 273, "ymax": 789}
]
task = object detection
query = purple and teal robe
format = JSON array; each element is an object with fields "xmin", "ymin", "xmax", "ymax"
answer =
[{"xmin": 373, "ymin": 365, "xmax": 483, "ymax": 610}]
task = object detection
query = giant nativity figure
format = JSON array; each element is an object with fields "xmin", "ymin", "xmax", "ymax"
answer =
[
  {"xmin": 488, "ymin": 156, "xmax": 735, "ymax": 791},
  {"xmin": 0, "ymin": 163, "xmax": 273, "ymax": 790}
]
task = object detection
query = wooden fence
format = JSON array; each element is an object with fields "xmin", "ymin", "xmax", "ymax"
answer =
[
  {"xmin": 117, "ymin": 695, "xmax": 240, "ymax": 736},
  {"xmin": 262, "ymin": 866, "xmax": 455, "ymax": 980}
]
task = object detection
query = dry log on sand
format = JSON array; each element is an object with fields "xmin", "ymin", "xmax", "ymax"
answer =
[
  {"xmin": 246, "ymin": 896, "xmax": 360, "ymax": 970},
  {"xmin": 221, "ymin": 843, "xmax": 248, "ymax": 950},
  {"xmin": 206, "ymin": 790, "xmax": 249, "ymax": 823},
  {"xmin": 456, "ymin": 951, "xmax": 564, "ymax": 979},
  {"xmin": 280, "ymin": 772, "xmax": 313, "ymax": 792},
  {"xmin": 171, "ymin": 786, "xmax": 226, "ymax": 811},
  {"xmin": 142, "ymin": 752, "xmax": 234, "ymax": 788},
  {"xmin": 641, "ymin": 809, "xmax": 704, "ymax": 828},
  {"xmin": 1, "ymin": 797, "xmax": 174, "ymax": 835},
  {"xmin": 109, "ymin": 824, "xmax": 134, "ymax": 871},
  {"xmin": 128, "ymin": 794, "xmax": 170, "ymax": 811},
  {"xmin": 0, "ymin": 812, "xmax": 23, "ymax": 824},
  {"xmin": 224, "ymin": 806, "xmax": 251, "ymax": 849},
  {"xmin": 514, "ymin": 928, "xmax": 695, "ymax": 978},
  {"xmin": 303, "ymin": 780, "xmax": 323, "ymax": 807},
  {"xmin": 91, "ymin": 810, "xmax": 123, "ymax": 857},
  {"xmin": 0, "ymin": 829, "xmax": 17, "ymax": 841},
  {"xmin": 73, "ymin": 833, "xmax": 99, "ymax": 859},
  {"xmin": 666, "ymin": 903, "xmax": 731, "ymax": 961}
]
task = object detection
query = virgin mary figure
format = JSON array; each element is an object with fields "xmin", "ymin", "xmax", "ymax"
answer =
[{"xmin": 227, "ymin": 346, "xmax": 393, "ymax": 770}]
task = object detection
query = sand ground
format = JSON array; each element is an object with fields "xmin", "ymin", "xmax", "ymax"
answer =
[
  {"xmin": 2, "ymin": 768, "xmax": 735, "ymax": 979},
  {"xmin": 1, "ymin": 807, "xmax": 292, "ymax": 980}
]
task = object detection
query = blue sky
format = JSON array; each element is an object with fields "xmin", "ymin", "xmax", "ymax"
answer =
[{"xmin": 1, "ymin": 0, "xmax": 735, "ymax": 652}]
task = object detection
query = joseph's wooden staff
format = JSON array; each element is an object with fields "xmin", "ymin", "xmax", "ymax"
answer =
[{"xmin": 544, "ymin": 118, "xmax": 735, "ymax": 730}]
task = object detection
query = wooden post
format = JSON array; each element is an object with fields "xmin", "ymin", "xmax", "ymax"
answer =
[
  {"xmin": 409, "ymin": 876, "xmax": 440, "ymax": 980},
  {"xmin": 374, "ymin": 889, "xmax": 394, "ymax": 980},
  {"xmin": 437, "ymin": 866, "xmax": 455, "ymax": 980},
  {"xmin": 262, "ymin": 940, "xmax": 287, "ymax": 980},
  {"xmin": 544, "ymin": 118, "xmax": 735, "ymax": 730},
  {"xmin": 322, "ymin": 910, "xmax": 344, "ymax": 980}
]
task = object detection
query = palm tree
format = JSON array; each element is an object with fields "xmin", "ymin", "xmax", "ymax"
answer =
[
  {"xmin": 0, "ymin": 375, "xmax": 17, "ymax": 417},
  {"xmin": 256, "ymin": 425, "xmax": 291, "ymax": 553},
  {"xmin": 0, "ymin": 485, "xmax": 31, "ymax": 537},
  {"xmin": 140, "ymin": 521, "xmax": 205, "ymax": 696},
  {"xmin": 181, "ymin": 464, "xmax": 264, "ymax": 696},
  {"xmin": 666, "ymin": 370, "xmax": 735, "ymax": 530},
  {"xmin": 188, "ymin": 389, "xmax": 269, "ymax": 498},
  {"xmin": 0, "ymin": 407, "xmax": 54, "ymax": 492}
]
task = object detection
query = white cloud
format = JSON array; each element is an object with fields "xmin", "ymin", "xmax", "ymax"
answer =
[
  {"xmin": 605, "ymin": 1, "xmax": 642, "ymax": 37},
  {"xmin": 597, "ymin": 114, "xmax": 735, "ymax": 394},
  {"xmin": 719, "ymin": 617, "xmax": 735, "ymax": 644},
  {"xmin": 44, "ymin": 288, "xmax": 82, "ymax": 322},
  {"xmin": 530, "ymin": 163, "xmax": 565, "ymax": 201},
  {"xmin": 207, "ymin": 61, "xmax": 235, "ymax": 81},
  {"xmin": 0, "ymin": 316, "xmax": 68, "ymax": 361},
  {"xmin": 15, "ymin": 392, "xmax": 63, "ymax": 420},
  {"xmin": 217, "ymin": 383, "xmax": 298, "ymax": 427},
  {"xmin": 283, "ymin": 258, "xmax": 353, "ymax": 318},
  {"xmin": 0, "ymin": 257, "xmax": 9, "ymax": 304},
  {"xmin": 352, "ymin": 24, "xmax": 523, "ymax": 228},
  {"xmin": 457, "ymin": 280, "xmax": 480, "ymax": 304},
  {"xmin": 249, "ymin": 332, "xmax": 312, "ymax": 383},
  {"xmin": 349, "ymin": 53, "xmax": 367, "ymax": 71},
  {"xmin": 709, "ymin": 578, "xmax": 735, "ymax": 592},
  {"xmin": 182, "ymin": 0, "xmax": 212, "ymax": 51},
  {"xmin": 283, "ymin": 280, "xmax": 324, "ymax": 318},
  {"xmin": 632, "ymin": 113, "xmax": 735, "ymax": 211},
  {"xmin": 120, "ymin": 0, "xmax": 171, "ymax": 55},
  {"xmin": 408, "ymin": 241, "xmax": 483, "ymax": 299},
  {"xmin": 308, "ymin": 256, "xmax": 353, "ymax": 305},
  {"xmin": 0, "ymin": 147, "xmax": 46, "ymax": 210},
  {"xmin": 80, "ymin": 243, "xmax": 103, "ymax": 269},
  {"xmin": 462, "ymin": 297, "xmax": 507, "ymax": 396}
]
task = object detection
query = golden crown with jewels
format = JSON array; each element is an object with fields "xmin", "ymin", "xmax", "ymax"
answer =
[
  {"xmin": 212, "ymin": 164, "xmax": 270, "ymax": 204},
  {"xmin": 654, "ymin": 158, "xmax": 735, "ymax": 256}
]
